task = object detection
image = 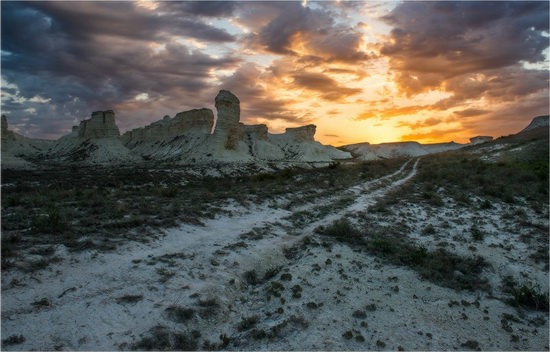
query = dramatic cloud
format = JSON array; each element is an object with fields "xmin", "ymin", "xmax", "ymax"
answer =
[
  {"xmin": 355, "ymin": 105, "xmax": 430, "ymax": 121},
  {"xmin": 453, "ymin": 109, "xmax": 491, "ymax": 118},
  {"xmin": 158, "ymin": 1, "xmax": 238, "ymax": 18},
  {"xmin": 1, "ymin": 1, "xmax": 548, "ymax": 144},
  {"xmin": 1, "ymin": 1, "xmax": 240, "ymax": 134},
  {"xmin": 291, "ymin": 72, "xmax": 362, "ymax": 101},
  {"xmin": 380, "ymin": 1, "xmax": 549, "ymax": 98},
  {"xmin": 217, "ymin": 62, "xmax": 306, "ymax": 126}
]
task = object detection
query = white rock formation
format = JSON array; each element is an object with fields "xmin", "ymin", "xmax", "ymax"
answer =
[
  {"xmin": 469, "ymin": 136, "xmax": 494, "ymax": 145},
  {"xmin": 46, "ymin": 110, "xmax": 137, "ymax": 165},
  {"xmin": 212, "ymin": 90, "xmax": 243, "ymax": 150},
  {"xmin": 1, "ymin": 115, "xmax": 53, "ymax": 169},
  {"xmin": 342, "ymin": 141, "xmax": 464, "ymax": 160},
  {"xmin": 521, "ymin": 115, "xmax": 549, "ymax": 132},
  {"xmin": 270, "ymin": 125, "xmax": 350, "ymax": 162},
  {"xmin": 121, "ymin": 108, "xmax": 214, "ymax": 146},
  {"xmin": 78, "ymin": 110, "xmax": 120, "ymax": 139},
  {"xmin": 122, "ymin": 90, "xmax": 350, "ymax": 164}
]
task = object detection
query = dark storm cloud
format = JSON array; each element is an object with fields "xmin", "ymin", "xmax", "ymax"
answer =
[
  {"xmin": 26, "ymin": 1, "xmax": 236, "ymax": 43},
  {"xmin": 258, "ymin": 2, "xmax": 333, "ymax": 55},
  {"xmin": 158, "ymin": 1, "xmax": 238, "ymax": 18},
  {"xmin": 380, "ymin": 1, "xmax": 549, "ymax": 98},
  {"xmin": 292, "ymin": 72, "xmax": 362, "ymax": 101},
  {"xmin": 1, "ymin": 1, "xmax": 240, "ymax": 137},
  {"xmin": 253, "ymin": 1, "xmax": 368, "ymax": 63}
]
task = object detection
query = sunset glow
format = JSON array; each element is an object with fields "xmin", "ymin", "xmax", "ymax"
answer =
[{"xmin": 1, "ymin": 1, "xmax": 548, "ymax": 145}]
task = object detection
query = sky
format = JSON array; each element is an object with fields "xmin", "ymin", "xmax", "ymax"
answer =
[{"xmin": 1, "ymin": 1, "xmax": 549, "ymax": 145}]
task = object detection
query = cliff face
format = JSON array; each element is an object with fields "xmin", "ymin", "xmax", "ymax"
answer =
[
  {"xmin": 244, "ymin": 124, "xmax": 269, "ymax": 141},
  {"xmin": 121, "ymin": 108, "xmax": 214, "ymax": 145},
  {"xmin": 78, "ymin": 110, "xmax": 120, "ymax": 139},
  {"xmin": 44, "ymin": 110, "xmax": 137, "ymax": 165},
  {"xmin": 283, "ymin": 125, "xmax": 316, "ymax": 142}
]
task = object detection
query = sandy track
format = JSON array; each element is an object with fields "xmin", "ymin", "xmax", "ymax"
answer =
[{"xmin": 2, "ymin": 158, "xmax": 547, "ymax": 351}]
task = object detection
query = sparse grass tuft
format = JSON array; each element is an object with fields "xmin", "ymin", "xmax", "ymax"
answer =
[
  {"xmin": 32, "ymin": 208, "xmax": 69, "ymax": 234},
  {"xmin": 237, "ymin": 315, "xmax": 259, "ymax": 332},
  {"xmin": 165, "ymin": 305, "xmax": 195, "ymax": 323},
  {"xmin": 502, "ymin": 276, "xmax": 549, "ymax": 311},
  {"xmin": 471, "ymin": 226, "xmax": 486, "ymax": 241},
  {"xmin": 315, "ymin": 217, "xmax": 363, "ymax": 244},
  {"xmin": 132, "ymin": 325, "xmax": 200, "ymax": 351},
  {"xmin": 319, "ymin": 218, "xmax": 491, "ymax": 291}
]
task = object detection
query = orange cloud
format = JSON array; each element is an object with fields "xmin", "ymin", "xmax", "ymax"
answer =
[
  {"xmin": 399, "ymin": 127, "xmax": 467, "ymax": 144},
  {"xmin": 355, "ymin": 104, "xmax": 430, "ymax": 120}
]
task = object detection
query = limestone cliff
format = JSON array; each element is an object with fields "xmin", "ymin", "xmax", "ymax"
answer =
[
  {"xmin": 282, "ymin": 125, "xmax": 316, "ymax": 142},
  {"xmin": 121, "ymin": 108, "xmax": 214, "ymax": 145},
  {"xmin": 45, "ymin": 110, "xmax": 137, "ymax": 165},
  {"xmin": 78, "ymin": 110, "xmax": 120, "ymax": 139}
]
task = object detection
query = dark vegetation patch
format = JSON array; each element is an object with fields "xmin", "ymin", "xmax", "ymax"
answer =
[
  {"xmin": 317, "ymin": 217, "xmax": 490, "ymax": 292},
  {"xmin": 116, "ymin": 294, "xmax": 144, "ymax": 304},
  {"xmin": 1, "ymin": 159, "xmax": 405, "ymax": 270},
  {"xmin": 413, "ymin": 148, "xmax": 548, "ymax": 207},
  {"xmin": 165, "ymin": 306, "xmax": 195, "ymax": 323},
  {"xmin": 131, "ymin": 325, "xmax": 200, "ymax": 351},
  {"xmin": 1, "ymin": 334, "xmax": 26, "ymax": 347},
  {"xmin": 502, "ymin": 276, "xmax": 549, "ymax": 311}
]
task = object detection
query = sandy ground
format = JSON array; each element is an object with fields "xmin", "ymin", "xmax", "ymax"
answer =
[{"xmin": 1, "ymin": 158, "xmax": 548, "ymax": 351}]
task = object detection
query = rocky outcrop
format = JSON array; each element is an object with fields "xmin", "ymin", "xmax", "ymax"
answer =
[
  {"xmin": 121, "ymin": 108, "xmax": 214, "ymax": 145},
  {"xmin": 44, "ymin": 110, "xmax": 137, "ymax": 165},
  {"xmin": 244, "ymin": 124, "xmax": 269, "ymax": 140},
  {"xmin": 212, "ymin": 90, "xmax": 243, "ymax": 150},
  {"xmin": 173, "ymin": 109, "xmax": 214, "ymax": 135},
  {"xmin": 1, "ymin": 115, "xmax": 54, "ymax": 169},
  {"xmin": 469, "ymin": 136, "xmax": 493, "ymax": 145},
  {"xmin": 282, "ymin": 125, "xmax": 316, "ymax": 142},
  {"xmin": 4, "ymin": 90, "xmax": 354, "ymax": 167},
  {"xmin": 521, "ymin": 115, "xmax": 549, "ymax": 132},
  {"xmin": 342, "ymin": 141, "xmax": 465, "ymax": 161},
  {"xmin": 269, "ymin": 124, "xmax": 350, "ymax": 162},
  {"xmin": 78, "ymin": 110, "xmax": 120, "ymax": 139}
]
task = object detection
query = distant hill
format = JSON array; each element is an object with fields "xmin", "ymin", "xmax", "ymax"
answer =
[
  {"xmin": 520, "ymin": 115, "xmax": 549, "ymax": 133},
  {"xmin": 341, "ymin": 141, "xmax": 464, "ymax": 161}
]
